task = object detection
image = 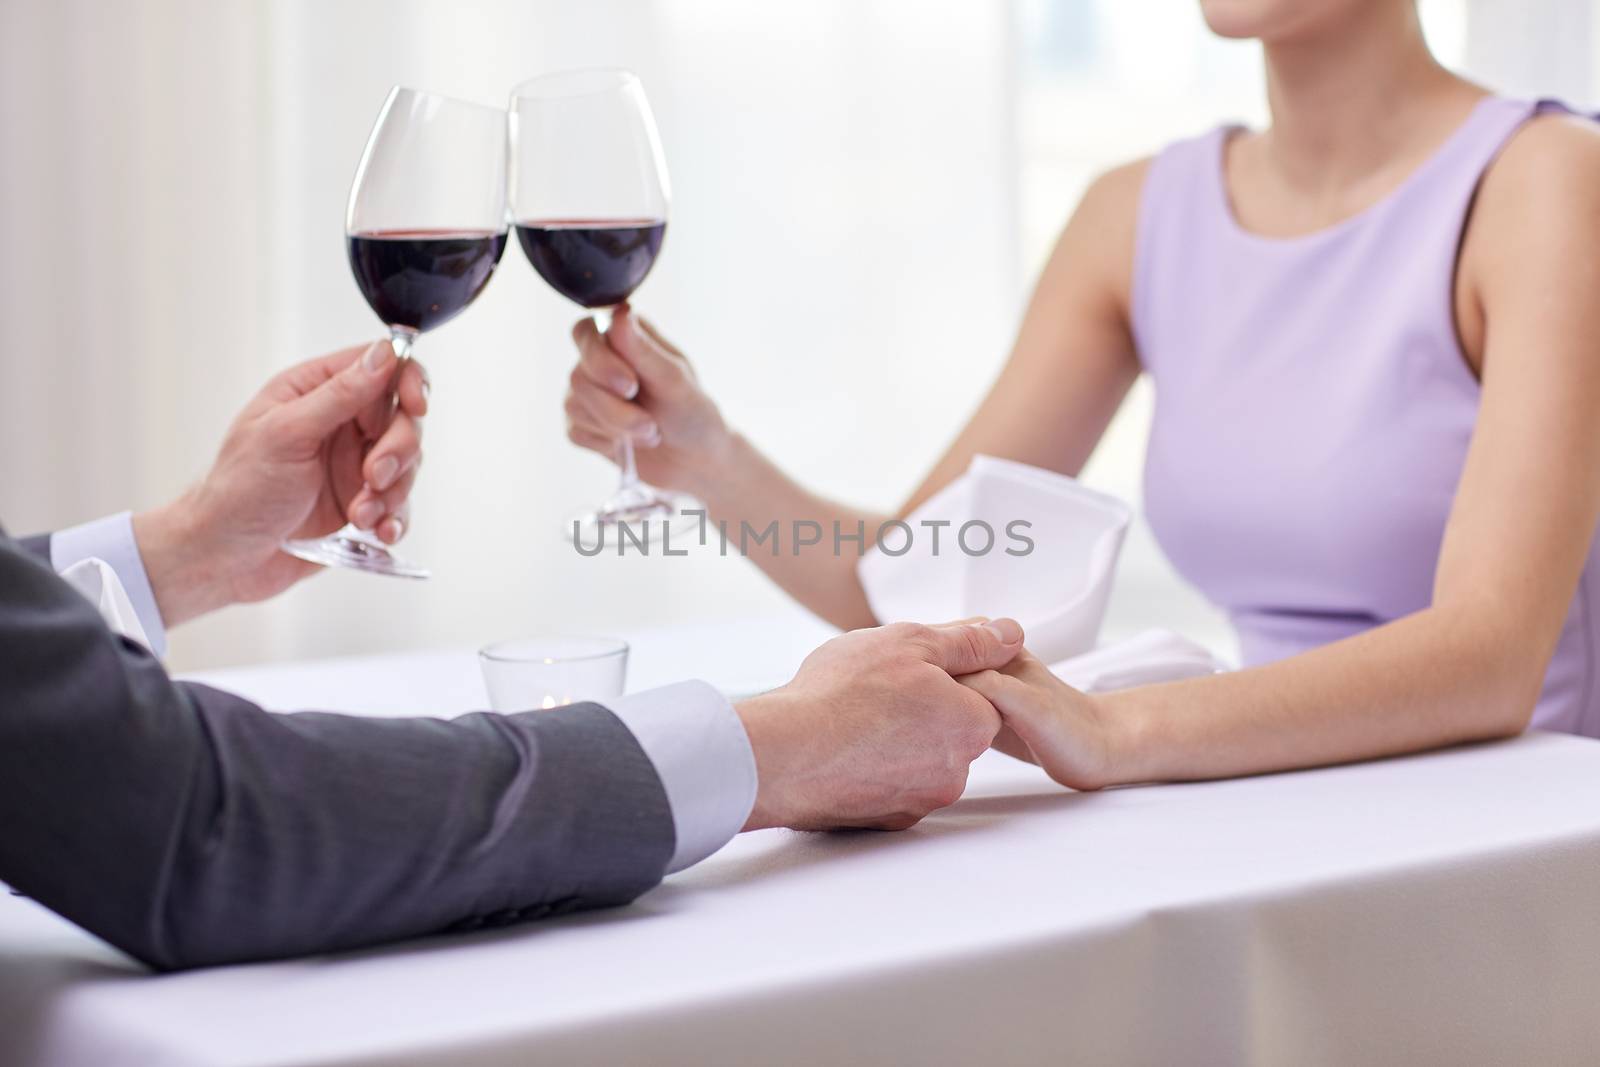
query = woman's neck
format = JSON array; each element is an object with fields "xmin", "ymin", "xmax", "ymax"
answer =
[{"xmin": 1259, "ymin": 4, "xmax": 1479, "ymax": 193}]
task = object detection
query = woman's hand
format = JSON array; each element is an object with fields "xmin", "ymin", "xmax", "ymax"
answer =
[
  {"xmin": 134, "ymin": 339, "xmax": 428, "ymax": 625},
  {"xmin": 960, "ymin": 649, "xmax": 1119, "ymax": 791},
  {"xmin": 564, "ymin": 305, "xmax": 732, "ymax": 496}
]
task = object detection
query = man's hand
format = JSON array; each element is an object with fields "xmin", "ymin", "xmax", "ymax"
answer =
[
  {"xmin": 133, "ymin": 340, "xmax": 428, "ymax": 626},
  {"xmin": 735, "ymin": 618, "xmax": 1025, "ymax": 831}
]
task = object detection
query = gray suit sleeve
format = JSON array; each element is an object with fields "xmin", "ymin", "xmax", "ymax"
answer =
[
  {"xmin": 0, "ymin": 534, "xmax": 676, "ymax": 970},
  {"xmin": 18, "ymin": 532, "xmax": 49, "ymax": 561}
]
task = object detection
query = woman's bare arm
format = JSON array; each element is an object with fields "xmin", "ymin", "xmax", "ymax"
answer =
[{"xmin": 564, "ymin": 161, "xmax": 1147, "ymax": 629}]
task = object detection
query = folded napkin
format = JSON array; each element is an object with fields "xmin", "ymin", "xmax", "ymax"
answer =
[
  {"xmin": 860, "ymin": 455, "xmax": 1131, "ymax": 663},
  {"xmin": 859, "ymin": 454, "xmax": 1225, "ymax": 688},
  {"xmin": 59, "ymin": 557, "xmax": 155, "ymax": 653},
  {"xmin": 1049, "ymin": 628, "xmax": 1223, "ymax": 693}
]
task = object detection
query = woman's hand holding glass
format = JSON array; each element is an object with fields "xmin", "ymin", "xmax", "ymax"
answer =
[{"xmin": 563, "ymin": 306, "xmax": 733, "ymax": 499}]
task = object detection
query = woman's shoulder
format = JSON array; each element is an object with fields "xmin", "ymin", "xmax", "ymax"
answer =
[
  {"xmin": 1507, "ymin": 106, "xmax": 1600, "ymax": 148},
  {"xmin": 1457, "ymin": 106, "xmax": 1600, "ymax": 369},
  {"xmin": 1090, "ymin": 124, "xmax": 1244, "ymax": 227},
  {"xmin": 1479, "ymin": 107, "xmax": 1600, "ymax": 214},
  {"xmin": 1464, "ymin": 107, "xmax": 1600, "ymax": 288},
  {"xmin": 1075, "ymin": 115, "xmax": 1245, "ymax": 226},
  {"xmin": 1058, "ymin": 127, "xmax": 1235, "ymax": 311},
  {"xmin": 1080, "ymin": 157, "xmax": 1154, "ymax": 219}
]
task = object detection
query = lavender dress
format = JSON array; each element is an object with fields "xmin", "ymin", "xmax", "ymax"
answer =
[{"xmin": 1134, "ymin": 97, "xmax": 1600, "ymax": 736}]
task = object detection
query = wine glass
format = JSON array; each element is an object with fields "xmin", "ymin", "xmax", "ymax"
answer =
[
  {"xmin": 509, "ymin": 69, "xmax": 690, "ymax": 547},
  {"xmin": 283, "ymin": 86, "xmax": 509, "ymax": 579}
]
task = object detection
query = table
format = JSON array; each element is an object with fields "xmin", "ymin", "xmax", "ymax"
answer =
[{"xmin": 4, "ymin": 614, "xmax": 1600, "ymax": 1066}]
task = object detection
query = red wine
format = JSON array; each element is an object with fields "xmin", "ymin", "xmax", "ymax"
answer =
[
  {"xmin": 516, "ymin": 219, "xmax": 667, "ymax": 308},
  {"xmin": 347, "ymin": 229, "xmax": 507, "ymax": 333}
]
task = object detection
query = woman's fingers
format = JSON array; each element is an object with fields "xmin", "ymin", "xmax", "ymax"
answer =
[
  {"xmin": 998, "ymin": 647, "xmax": 1056, "ymax": 683},
  {"xmin": 608, "ymin": 306, "xmax": 691, "ymax": 393},
  {"xmin": 637, "ymin": 314, "xmax": 690, "ymax": 363},
  {"xmin": 375, "ymin": 503, "xmax": 411, "ymax": 544},
  {"xmin": 566, "ymin": 373, "xmax": 659, "ymax": 444},
  {"xmin": 569, "ymin": 308, "xmax": 689, "ymax": 401},
  {"xmin": 990, "ymin": 723, "xmax": 1037, "ymax": 765},
  {"xmin": 397, "ymin": 357, "xmax": 430, "ymax": 417},
  {"xmin": 959, "ymin": 667, "xmax": 1031, "ymax": 709},
  {"xmin": 376, "ymin": 505, "xmax": 410, "ymax": 544},
  {"xmin": 963, "ymin": 662, "xmax": 1110, "ymax": 792},
  {"xmin": 572, "ymin": 319, "xmax": 641, "ymax": 399},
  {"xmin": 567, "ymin": 424, "xmax": 619, "ymax": 458},
  {"xmin": 960, "ymin": 666, "xmax": 1060, "ymax": 762}
]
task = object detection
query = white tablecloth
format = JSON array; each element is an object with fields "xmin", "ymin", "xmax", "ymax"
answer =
[{"xmin": 4, "ymin": 613, "xmax": 1600, "ymax": 1066}]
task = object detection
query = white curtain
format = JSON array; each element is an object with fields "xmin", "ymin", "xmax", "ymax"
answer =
[
  {"xmin": 1463, "ymin": 0, "xmax": 1597, "ymax": 102},
  {"xmin": 0, "ymin": 0, "xmax": 1021, "ymax": 670}
]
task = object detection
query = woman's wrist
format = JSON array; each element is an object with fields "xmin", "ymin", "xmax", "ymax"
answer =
[
  {"xmin": 1090, "ymin": 689, "xmax": 1161, "ymax": 789},
  {"xmin": 683, "ymin": 429, "xmax": 761, "ymax": 515}
]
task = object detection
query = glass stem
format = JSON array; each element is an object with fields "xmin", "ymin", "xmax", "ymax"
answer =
[
  {"xmin": 389, "ymin": 325, "xmax": 417, "ymax": 363},
  {"xmin": 594, "ymin": 307, "xmax": 642, "ymax": 493},
  {"xmin": 617, "ymin": 437, "xmax": 642, "ymax": 492}
]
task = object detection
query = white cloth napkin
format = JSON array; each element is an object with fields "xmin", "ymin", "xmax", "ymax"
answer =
[
  {"xmin": 859, "ymin": 455, "xmax": 1132, "ymax": 662},
  {"xmin": 59, "ymin": 557, "xmax": 155, "ymax": 652},
  {"xmin": 1049, "ymin": 628, "xmax": 1223, "ymax": 693},
  {"xmin": 858, "ymin": 454, "xmax": 1225, "ymax": 688}
]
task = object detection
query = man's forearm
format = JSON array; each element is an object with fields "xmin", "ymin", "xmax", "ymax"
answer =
[
  {"xmin": 132, "ymin": 490, "xmax": 235, "ymax": 628},
  {"xmin": 0, "ymin": 535, "xmax": 677, "ymax": 969}
]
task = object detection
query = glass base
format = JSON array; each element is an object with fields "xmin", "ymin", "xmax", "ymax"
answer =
[
  {"xmin": 566, "ymin": 484, "xmax": 699, "ymax": 551},
  {"xmin": 282, "ymin": 525, "xmax": 430, "ymax": 579}
]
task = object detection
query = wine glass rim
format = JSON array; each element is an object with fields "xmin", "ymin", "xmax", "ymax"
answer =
[
  {"xmin": 509, "ymin": 68, "xmax": 643, "ymax": 102},
  {"xmin": 478, "ymin": 635, "xmax": 630, "ymax": 664},
  {"xmin": 386, "ymin": 84, "xmax": 506, "ymax": 118}
]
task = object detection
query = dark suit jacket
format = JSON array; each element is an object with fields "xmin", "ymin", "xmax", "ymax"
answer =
[{"xmin": 0, "ymin": 527, "xmax": 675, "ymax": 970}]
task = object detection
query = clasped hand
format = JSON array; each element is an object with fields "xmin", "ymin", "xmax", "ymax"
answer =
[{"xmin": 733, "ymin": 619, "xmax": 1121, "ymax": 830}]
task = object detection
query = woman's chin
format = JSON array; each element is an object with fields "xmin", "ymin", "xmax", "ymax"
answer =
[{"xmin": 1196, "ymin": 0, "xmax": 1339, "ymax": 41}]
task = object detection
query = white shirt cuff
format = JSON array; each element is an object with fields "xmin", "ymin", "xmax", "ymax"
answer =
[
  {"xmin": 51, "ymin": 512, "xmax": 168, "ymax": 657},
  {"xmin": 605, "ymin": 680, "xmax": 757, "ymax": 873}
]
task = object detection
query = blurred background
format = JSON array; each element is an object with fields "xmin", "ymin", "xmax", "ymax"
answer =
[{"xmin": 1, "ymin": 0, "xmax": 1595, "ymax": 672}]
